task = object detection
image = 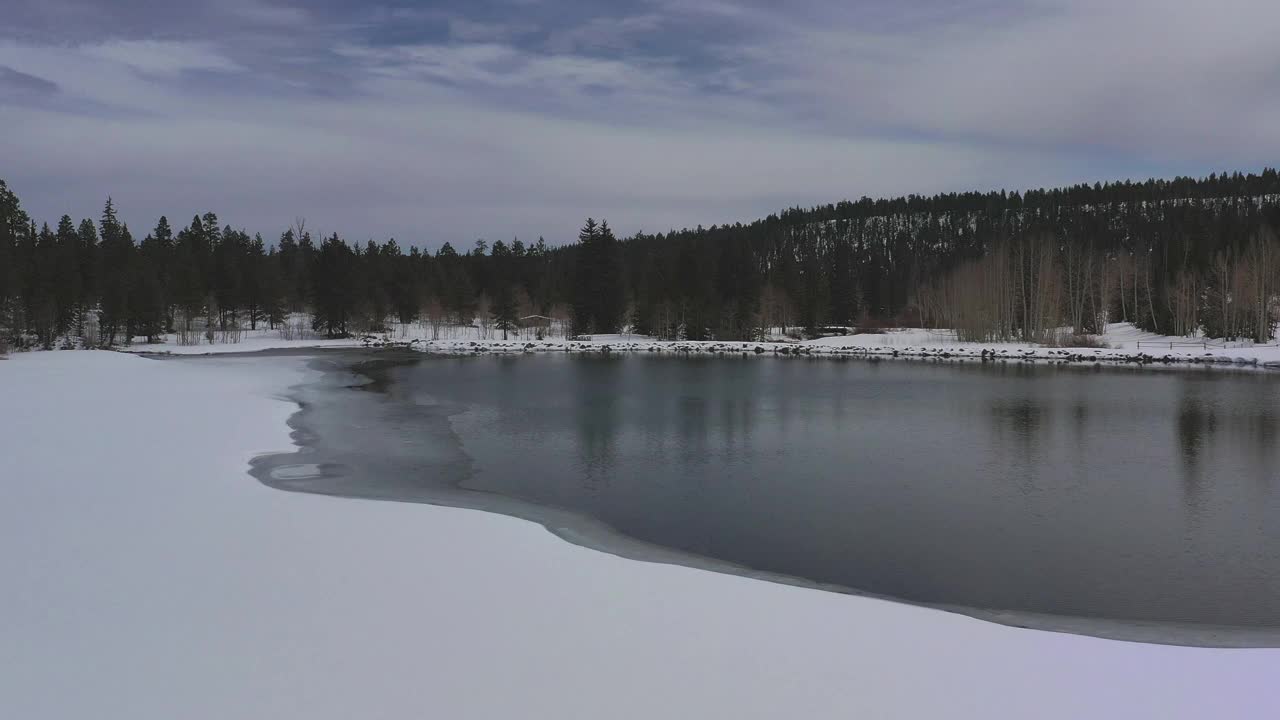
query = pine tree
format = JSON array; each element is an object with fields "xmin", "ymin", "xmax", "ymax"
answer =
[
  {"xmin": 171, "ymin": 217, "xmax": 208, "ymax": 337},
  {"xmin": 76, "ymin": 218, "xmax": 99, "ymax": 317},
  {"xmin": 489, "ymin": 239, "xmax": 518, "ymax": 340},
  {"xmin": 97, "ymin": 199, "xmax": 134, "ymax": 345},
  {"xmin": 260, "ymin": 246, "xmax": 286, "ymax": 329},
  {"xmin": 212, "ymin": 225, "xmax": 244, "ymax": 331},
  {"xmin": 491, "ymin": 285, "xmax": 518, "ymax": 340},
  {"xmin": 276, "ymin": 228, "xmax": 300, "ymax": 313},
  {"xmin": 54, "ymin": 216, "xmax": 83, "ymax": 339},
  {"xmin": 130, "ymin": 237, "xmax": 165, "ymax": 343},
  {"xmin": 149, "ymin": 216, "xmax": 174, "ymax": 330},
  {"xmin": 385, "ymin": 239, "xmax": 421, "ymax": 325},
  {"xmin": 243, "ymin": 233, "xmax": 267, "ymax": 330},
  {"xmin": 311, "ymin": 233, "xmax": 356, "ymax": 337},
  {"xmin": 571, "ymin": 218, "xmax": 599, "ymax": 336},
  {"xmin": 363, "ymin": 239, "xmax": 389, "ymax": 331},
  {"xmin": 30, "ymin": 223, "xmax": 59, "ymax": 348},
  {"xmin": 437, "ymin": 242, "xmax": 476, "ymax": 325},
  {"xmin": 0, "ymin": 184, "xmax": 17, "ymax": 350},
  {"xmin": 297, "ymin": 230, "xmax": 316, "ymax": 311},
  {"xmin": 592, "ymin": 220, "xmax": 625, "ymax": 333}
]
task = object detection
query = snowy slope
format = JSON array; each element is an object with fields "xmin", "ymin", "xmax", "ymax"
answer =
[{"xmin": 2, "ymin": 351, "xmax": 1278, "ymax": 719}]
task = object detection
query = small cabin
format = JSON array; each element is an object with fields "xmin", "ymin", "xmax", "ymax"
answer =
[{"xmin": 519, "ymin": 315, "xmax": 553, "ymax": 329}]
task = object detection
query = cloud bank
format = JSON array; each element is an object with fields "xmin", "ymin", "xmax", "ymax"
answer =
[{"xmin": 2, "ymin": 0, "xmax": 1278, "ymax": 245}]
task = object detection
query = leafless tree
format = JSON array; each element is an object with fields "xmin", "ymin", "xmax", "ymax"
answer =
[
  {"xmin": 421, "ymin": 296, "xmax": 446, "ymax": 340},
  {"xmin": 1168, "ymin": 271, "xmax": 1199, "ymax": 337},
  {"xmin": 1242, "ymin": 228, "xmax": 1280, "ymax": 342},
  {"xmin": 1061, "ymin": 236, "xmax": 1098, "ymax": 334},
  {"xmin": 475, "ymin": 294, "xmax": 492, "ymax": 340},
  {"xmin": 1012, "ymin": 233, "xmax": 1059, "ymax": 341}
]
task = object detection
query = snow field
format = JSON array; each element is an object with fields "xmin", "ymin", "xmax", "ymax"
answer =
[{"xmin": 2, "ymin": 351, "xmax": 1279, "ymax": 718}]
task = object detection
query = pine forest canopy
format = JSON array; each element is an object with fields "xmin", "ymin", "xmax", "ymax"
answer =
[{"xmin": 4, "ymin": 168, "xmax": 1280, "ymax": 350}]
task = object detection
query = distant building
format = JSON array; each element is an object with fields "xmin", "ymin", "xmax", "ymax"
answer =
[{"xmin": 519, "ymin": 315, "xmax": 553, "ymax": 329}]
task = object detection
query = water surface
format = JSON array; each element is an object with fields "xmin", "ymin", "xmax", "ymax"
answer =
[{"xmin": 254, "ymin": 353, "xmax": 1280, "ymax": 646}]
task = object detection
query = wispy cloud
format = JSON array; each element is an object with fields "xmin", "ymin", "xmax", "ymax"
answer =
[
  {"xmin": 0, "ymin": 65, "xmax": 59, "ymax": 99},
  {"xmin": 83, "ymin": 40, "xmax": 244, "ymax": 77}
]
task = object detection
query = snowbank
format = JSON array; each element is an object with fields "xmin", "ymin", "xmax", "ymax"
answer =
[
  {"xmin": 2, "ymin": 351, "xmax": 1278, "ymax": 719},
  {"xmin": 114, "ymin": 329, "xmax": 362, "ymax": 355},
  {"xmin": 52, "ymin": 321, "xmax": 1280, "ymax": 369},
  {"xmin": 408, "ymin": 325, "xmax": 1280, "ymax": 369}
]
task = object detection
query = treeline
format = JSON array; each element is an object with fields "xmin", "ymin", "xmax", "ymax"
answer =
[
  {"xmin": 4, "ymin": 169, "xmax": 1280, "ymax": 350},
  {"xmin": 0, "ymin": 180, "xmax": 582, "ymax": 349},
  {"xmin": 623, "ymin": 169, "xmax": 1280, "ymax": 343}
]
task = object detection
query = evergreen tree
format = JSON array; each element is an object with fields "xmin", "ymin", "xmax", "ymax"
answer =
[
  {"xmin": 569, "ymin": 218, "xmax": 626, "ymax": 335},
  {"xmin": 52, "ymin": 216, "xmax": 83, "ymax": 339},
  {"xmin": 0, "ymin": 184, "xmax": 16, "ymax": 348},
  {"xmin": 491, "ymin": 285, "xmax": 518, "ymax": 340},
  {"xmin": 437, "ymin": 241, "xmax": 476, "ymax": 324},
  {"xmin": 311, "ymin": 233, "xmax": 357, "ymax": 337},
  {"xmin": 592, "ymin": 221, "xmax": 625, "ymax": 333},
  {"xmin": 277, "ymin": 228, "xmax": 300, "ymax": 313},
  {"xmin": 260, "ymin": 246, "xmax": 286, "ymax": 329},
  {"xmin": 76, "ymin": 218, "xmax": 100, "ymax": 317},
  {"xmin": 571, "ymin": 218, "xmax": 600, "ymax": 335},
  {"xmin": 297, "ymin": 230, "xmax": 316, "ymax": 311},
  {"xmin": 97, "ymin": 199, "xmax": 134, "ymax": 345},
  {"xmin": 242, "ymin": 233, "xmax": 268, "ymax": 330},
  {"xmin": 171, "ymin": 217, "xmax": 208, "ymax": 335},
  {"xmin": 489, "ymin": 239, "xmax": 519, "ymax": 339},
  {"xmin": 30, "ymin": 223, "xmax": 59, "ymax": 347},
  {"xmin": 130, "ymin": 238, "xmax": 165, "ymax": 342},
  {"xmin": 148, "ymin": 215, "xmax": 174, "ymax": 330},
  {"xmin": 363, "ymin": 239, "xmax": 389, "ymax": 330},
  {"xmin": 212, "ymin": 225, "xmax": 245, "ymax": 330},
  {"xmin": 385, "ymin": 239, "xmax": 421, "ymax": 324}
]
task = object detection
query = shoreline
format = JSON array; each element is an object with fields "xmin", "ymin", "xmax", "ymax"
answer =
[
  {"xmin": 407, "ymin": 337, "xmax": 1280, "ymax": 369},
  {"xmin": 129, "ymin": 336, "xmax": 1280, "ymax": 372}
]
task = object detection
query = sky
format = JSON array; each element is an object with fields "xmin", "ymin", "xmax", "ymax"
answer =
[{"xmin": 3, "ymin": 0, "xmax": 1280, "ymax": 248}]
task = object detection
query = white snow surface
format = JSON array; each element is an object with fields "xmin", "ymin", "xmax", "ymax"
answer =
[
  {"xmin": 116, "ymin": 331, "xmax": 362, "ymax": 354},
  {"xmin": 3, "ymin": 351, "xmax": 1279, "ymax": 719}
]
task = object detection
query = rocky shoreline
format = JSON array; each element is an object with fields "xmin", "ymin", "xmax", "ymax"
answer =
[{"xmin": 366, "ymin": 337, "xmax": 1280, "ymax": 369}]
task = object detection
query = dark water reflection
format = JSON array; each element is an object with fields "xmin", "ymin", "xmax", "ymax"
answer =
[{"xmin": 256, "ymin": 354, "xmax": 1280, "ymax": 643}]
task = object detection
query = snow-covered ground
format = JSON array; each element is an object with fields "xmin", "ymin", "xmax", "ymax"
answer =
[
  {"xmin": 115, "ymin": 330, "xmax": 363, "ymax": 355},
  {"xmin": 2, "ymin": 350, "xmax": 1279, "ymax": 719},
  {"xmin": 806, "ymin": 323, "xmax": 1274, "ymax": 353},
  {"xmin": 411, "ymin": 325, "xmax": 1280, "ymax": 367},
  {"xmin": 100, "ymin": 321, "xmax": 1280, "ymax": 368}
]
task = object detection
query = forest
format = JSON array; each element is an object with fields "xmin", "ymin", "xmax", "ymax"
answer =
[{"xmin": 3, "ymin": 169, "xmax": 1280, "ymax": 351}]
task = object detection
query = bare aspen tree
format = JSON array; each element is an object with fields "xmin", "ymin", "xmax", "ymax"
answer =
[
  {"xmin": 1169, "ymin": 271, "xmax": 1199, "ymax": 337},
  {"xmin": 1012, "ymin": 233, "xmax": 1058, "ymax": 341},
  {"xmin": 1243, "ymin": 228, "xmax": 1279, "ymax": 342},
  {"xmin": 422, "ymin": 296, "xmax": 446, "ymax": 340},
  {"xmin": 1096, "ymin": 254, "xmax": 1113, "ymax": 331},
  {"xmin": 1116, "ymin": 254, "xmax": 1129, "ymax": 322},
  {"xmin": 1062, "ymin": 237, "xmax": 1097, "ymax": 334},
  {"xmin": 474, "ymin": 295, "xmax": 491, "ymax": 340}
]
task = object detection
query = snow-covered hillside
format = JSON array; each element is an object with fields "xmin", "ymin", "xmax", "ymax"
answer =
[{"xmin": 2, "ymin": 351, "xmax": 1278, "ymax": 719}]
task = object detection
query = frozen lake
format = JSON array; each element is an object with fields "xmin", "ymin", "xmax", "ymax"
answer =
[{"xmin": 256, "ymin": 353, "xmax": 1280, "ymax": 645}]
